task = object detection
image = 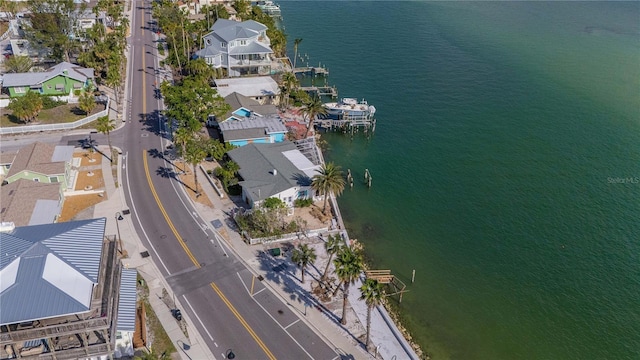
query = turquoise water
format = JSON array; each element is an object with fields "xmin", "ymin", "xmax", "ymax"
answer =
[{"xmin": 280, "ymin": 2, "xmax": 640, "ymax": 359}]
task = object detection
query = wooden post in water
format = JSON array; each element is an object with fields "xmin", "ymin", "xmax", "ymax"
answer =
[{"xmin": 412, "ymin": 269, "xmax": 416, "ymax": 283}]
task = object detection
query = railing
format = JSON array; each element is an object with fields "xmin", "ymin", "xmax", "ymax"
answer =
[{"xmin": 0, "ymin": 99, "xmax": 110, "ymax": 135}]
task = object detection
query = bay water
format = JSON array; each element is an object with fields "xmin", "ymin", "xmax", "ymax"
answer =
[{"xmin": 280, "ymin": 2, "xmax": 640, "ymax": 359}]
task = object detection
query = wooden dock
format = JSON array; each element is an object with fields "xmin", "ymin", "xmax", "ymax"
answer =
[
  {"xmin": 294, "ymin": 66, "xmax": 329, "ymax": 76},
  {"xmin": 317, "ymin": 113, "xmax": 377, "ymax": 134},
  {"xmin": 300, "ymin": 85, "xmax": 338, "ymax": 98}
]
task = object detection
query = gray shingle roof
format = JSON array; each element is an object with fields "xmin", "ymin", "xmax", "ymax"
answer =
[
  {"xmin": 6, "ymin": 142, "xmax": 72, "ymax": 178},
  {"xmin": 2, "ymin": 62, "xmax": 94, "ymax": 88},
  {"xmin": 223, "ymin": 92, "xmax": 278, "ymax": 117},
  {"xmin": 0, "ymin": 218, "xmax": 107, "ymax": 325},
  {"xmin": 227, "ymin": 142, "xmax": 319, "ymax": 201},
  {"xmin": 0, "ymin": 179, "xmax": 61, "ymax": 227}
]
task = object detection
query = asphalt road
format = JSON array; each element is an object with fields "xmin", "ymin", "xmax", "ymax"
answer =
[{"xmin": 109, "ymin": 1, "xmax": 340, "ymax": 359}]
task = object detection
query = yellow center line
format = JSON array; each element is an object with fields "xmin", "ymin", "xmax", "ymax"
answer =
[{"xmin": 142, "ymin": 152, "xmax": 276, "ymax": 359}]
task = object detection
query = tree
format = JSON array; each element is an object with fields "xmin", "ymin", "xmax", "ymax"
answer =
[
  {"xmin": 24, "ymin": 0, "xmax": 78, "ymax": 62},
  {"xmin": 173, "ymin": 127, "xmax": 193, "ymax": 171},
  {"xmin": 95, "ymin": 115, "xmax": 116, "ymax": 163},
  {"xmin": 333, "ymin": 246, "xmax": 364, "ymax": 325},
  {"xmin": 311, "ymin": 162, "xmax": 345, "ymax": 214},
  {"xmin": 321, "ymin": 234, "xmax": 343, "ymax": 281},
  {"xmin": 280, "ymin": 71, "xmax": 298, "ymax": 109},
  {"xmin": 185, "ymin": 58, "xmax": 215, "ymax": 82},
  {"xmin": 291, "ymin": 243, "xmax": 317, "ymax": 284},
  {"xmin": 293, "ymin": 38, "xmax": 302, "ymax": 69},
  {"xmin": 302, "ymin": 95, "xmax": 327, "ymax": 138},
  {"xmin": 78, "ymin": 91, "xmax": 96, "ymax": 115},
  {"xmin": 7, "ymin": 91, "xmax": 43, "ymax": 123},
  {"xmin": 360, "ymin": 278, "xmax": 385, "ymax": 351},
  {"xmin": 161, "ymin": 75, "xmax": 230, "ymax": 129},
  {"xmin": 184, "ymin": 137, "xmax": 208, "ymax": 196},
  {"xmin": 4, "ymin": 56, "xmax": 33, "ymax": 73}
]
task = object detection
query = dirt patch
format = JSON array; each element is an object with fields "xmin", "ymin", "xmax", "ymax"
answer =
[
  {"xmin": 75, "ymin": 169, "xmax": 105, "ymax": 191},
  {"xmin": 175, "ymin": 162, "xmax": 214, "ymax": 208},
  {"xmin": 75, "ymin": 151, "xmax": 103, "ymax": 167},
  {"xmin": 59, "ymin": 193, "xmax": 106, "ymax": 222}
]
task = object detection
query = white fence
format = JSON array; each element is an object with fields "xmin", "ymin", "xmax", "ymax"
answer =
[{"xmin": 0, "ymin": 99, "xmax": 110, "ymax": 135}]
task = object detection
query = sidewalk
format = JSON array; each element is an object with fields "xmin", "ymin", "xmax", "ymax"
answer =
[{"xmin": 93, "ymin": 3, "xmax": 418, "ymax": 358}]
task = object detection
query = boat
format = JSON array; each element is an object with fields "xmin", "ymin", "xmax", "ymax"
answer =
[
  {"xmin": 323, "ymin": 98, "xmax": 376, "ymax": 119},
  {"xmin": 255, "ymin": 1, "xmax": 281, "ymax": 17}
]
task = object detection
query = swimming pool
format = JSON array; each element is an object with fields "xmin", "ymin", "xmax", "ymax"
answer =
[{"xmin": 233, "ymin": 108, "xmax": 251, "ymax": 117}]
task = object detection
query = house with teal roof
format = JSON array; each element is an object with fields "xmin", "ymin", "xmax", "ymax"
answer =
[{"xmin": 1, "ymin": 61, "xmax": 94, "ymax": 98}]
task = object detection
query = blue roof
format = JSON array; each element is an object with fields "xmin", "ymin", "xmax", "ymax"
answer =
[{"xmin": 0, "ymin": 218, "xmax": 107, "ymax": 325}]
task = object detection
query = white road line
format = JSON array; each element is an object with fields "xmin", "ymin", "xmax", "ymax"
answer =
[
  {"xmin": 253, "ymin": 288, "xmax": 267, "ymax": 296},
  {"xmin": 214, "ymin": 342, "xmax": 218, "ymax": 348},
  {"xmin": 234, "ymin": 273, "xmax": 315, "ymax": 359},
  {"xmin": 284, "ymin": 319, "xmax": 300, "ymax": 330},
  {"xmin": 182, "ymin": 295, "xmax": 214, "ymax": 341}
]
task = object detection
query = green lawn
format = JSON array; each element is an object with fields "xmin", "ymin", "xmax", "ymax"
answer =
[{"xmin": 1, "ymin": 103, "xmax": 105, "ymax": 127}]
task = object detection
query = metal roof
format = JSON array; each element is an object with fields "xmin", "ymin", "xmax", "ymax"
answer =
[
  {"xmin": 0, "ymin": 218, "xmax": 107, "ymax": 325},
  {"xmin": 214, "ymin": 76, "xmax": 279, "ymax": 99},
  {"xmin": 219, "ymin": 114, "xmax": 286, "ymax": 134},
  {"xmin": 2, "ymin": 62, "xmax": 93, "ymax": 88},
  {"xmin": 117, "ymin": 268, "xmax": 137, "ymax": 332}
]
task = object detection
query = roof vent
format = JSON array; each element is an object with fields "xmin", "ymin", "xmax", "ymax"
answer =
[
  {"xmin": 0, "ymin": 222, "xmax": 15, "ymax": 232},
  {"xmin": 272, "ymin": 169, "xmax": 277, "ymax": 176}
]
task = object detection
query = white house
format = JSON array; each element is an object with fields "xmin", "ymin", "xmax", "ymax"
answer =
[
  {"xmin": 214, "ymin": 76, "xmax": 279, "ymax": 105},
  {"xmin": 227, "ymin": 141, "xmax": 321, "ymax": 208},
  {"xmin": 195, "ymin": 19, "xmax": 274, "ymax": 77}
]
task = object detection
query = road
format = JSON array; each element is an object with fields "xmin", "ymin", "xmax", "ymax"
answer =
[{"xmin": 111, "ymin": 1, "xmax": 339, "ymax": 359}]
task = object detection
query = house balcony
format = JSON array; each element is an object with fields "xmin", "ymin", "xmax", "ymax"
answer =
[{"xmin": 231, "ymin": 57, "xmax": 272, "ymax": 67}]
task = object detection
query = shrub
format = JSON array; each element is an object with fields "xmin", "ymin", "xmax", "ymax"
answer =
[
  {"xmin": 157, "ymin": 42, "xmax": 165, "ymax": 55},
  {"xmin": 294, "ymin": 198, "xmax": 313, "ymax": 208},
  {"xmin": 41, "ymin": 96, "xmax": 66, "ymax": 109}
]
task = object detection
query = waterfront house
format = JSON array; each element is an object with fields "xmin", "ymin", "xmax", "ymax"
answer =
[
  {"xmin": 217, "ymin": 92, "xmax": 286, "ymax": 146},
  {"xmin": 4, "ymin": 142, "xmax": 75, "ymax": 191},
  {"xmin": 0, "ymin": 179, "xmax": 64, "ymax": 226},
  {"xmin": 227, "ymin": 141, "xmax": 320, "ymax": 208},
  {"xmin": 0, "ymin": 218, "xmax": 137, "ymax": 359},
  {"xmin": 214, "ymin": 76, "xmax": 279, "ymax": 105},
  {"xmin": 195, "ymin": 18, "xmax": 274, "ymax": 77},
  {"xmin": 1, "ymin": 61, "xmax": 94, "ymax": 98}
]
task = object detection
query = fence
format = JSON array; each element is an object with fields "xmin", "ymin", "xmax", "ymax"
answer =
[{"xmin": 0, "ymin": 99, "xmax": 110, "ymax": 135}]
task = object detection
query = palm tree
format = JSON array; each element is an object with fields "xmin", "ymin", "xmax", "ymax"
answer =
[
  {"xmin": 321, "ymin": 234, "xmax": 342, "ymax": 281},
  {"xmin": 78, "ymin": 91, "xmax": 96, "ymax": 115},
  {"xmin": 280, "ymin": 71, "xmax": 298, "ymax": 109},
  {"xmin": 291, "ymin": 243, "xmax": 317, "ymax": 284},
  {"xmin": 301, "ymin": 96, "xmax": 327, "ymax": 138},
  {"xmin": 333, "ymin": 246, "xmax": 364, "ymax": 325},
  {"xmin": 95, "ymin": 116, "xmax": 116, "ymax": 163},
  {"xmin": 184, "ymin": 137, "xmax": 207, "ymax": 195},
  {"xmin": 360, "ymin": 278, "xmax": 385, "ymax": 351},
  {"xmin": 293, "ymin": 38, "xmax": 302, "ymax": 69},
  {"xmin": 311, "ymin": 162, "xmax": 345, "ymax": 214},
  {"xmin": 173, "ymin": 127, "xmax": 193, "ymax": 173}
]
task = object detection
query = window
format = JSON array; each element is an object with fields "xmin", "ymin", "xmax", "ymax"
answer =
[
  {"xmin": 206, "ymin": 38, "xmax": 211, "ymax": 46},
  {"xmin": 49, "ymin": 176, "xmax": 59, "ymax": 183},
  {"xmin": 14, "ymin": 87, "xmax": 26, "ymax": 94},
  {"xmin": 221, "ymin": 42, "xmax": 226, "ymax": 48},
  {"xmin": 33, "ymin": 178, "xmax": 39, "ymax": 182},
  {"xmin": 240, "ymin": 40, "xmax": 247, "ymax": 46}
]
